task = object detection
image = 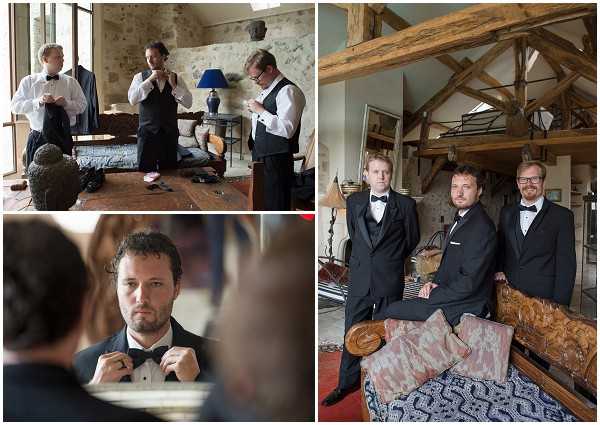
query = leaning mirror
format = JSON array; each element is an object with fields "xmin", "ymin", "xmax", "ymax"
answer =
[{"xmin": 357, "ymin": 105, "xmax": 403, "ymax": 190}]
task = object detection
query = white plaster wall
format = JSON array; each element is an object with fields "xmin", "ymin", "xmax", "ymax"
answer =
[{"xmin": 545, "ymin": 155, "xmax": 572, "ymax": 209}]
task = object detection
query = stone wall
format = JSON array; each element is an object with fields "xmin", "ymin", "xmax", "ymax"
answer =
[
  {"xmin": 101, "ymin": 4, "xmax": 204, "ymax": 107},
  {"xmin": 170, "ymin": 33, "xmax": 315, "ymax": 156},
  {"xmin": 202, "ymin": 9, "xmax": 314, "ymax": 45}
]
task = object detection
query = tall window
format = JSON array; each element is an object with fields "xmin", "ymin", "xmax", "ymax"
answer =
[{"xmin": 2, "ymin": 4, "xmax": 15, "ymax": 175}]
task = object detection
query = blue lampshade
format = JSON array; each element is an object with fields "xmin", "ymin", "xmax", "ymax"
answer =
[{"xmin": 197, "ymin": 69, "xmax": 229, "ymax": 89}]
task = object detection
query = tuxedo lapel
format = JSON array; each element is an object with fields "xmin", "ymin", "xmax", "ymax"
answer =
[
  {"xmin": 508, "ymin": 205, "xmax": 521, "ymax": 257},
  {"xmin": 442, "ymin": 203, "xmax": 479, "ymax": 256},
  {"xmin": 374, "ymin": 191, "xmax": 397, "ymax": 248},
  {"xmin": 355, "ymin": 197, "xmax": 373, "ymax": 250}
]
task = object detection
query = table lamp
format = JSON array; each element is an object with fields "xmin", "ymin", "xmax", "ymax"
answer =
[
  {"xmin": 319, "ymin": 175, "xmax": 347, "ymax": 261},
  {"xmin": 197, "ymin": 69, "xmax": 229, "ymax": 116}
]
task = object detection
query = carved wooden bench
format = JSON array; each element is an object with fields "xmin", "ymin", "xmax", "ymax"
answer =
[
  {"xmin": 71, "ymin": 111, "xmax": 227, "ymax": 177},
  {"xmin": 346, "ymin": 281, "xmax": 596, "ymax": 421}
]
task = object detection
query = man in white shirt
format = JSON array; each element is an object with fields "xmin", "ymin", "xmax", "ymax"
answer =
[
  {"xmin": 128, "ymin": 41, "xmax": 193, "ymax": 171},
  {"xmin": 10, "ymin": 43, "xmax": 87, "ymax": 167},
  {"xmin": 73, "ymin": 231, "xmax": 213, "ymax": 384},
  {"xmin": 244, "ymin": 49, "xmax": 306, "ymax": 210}
]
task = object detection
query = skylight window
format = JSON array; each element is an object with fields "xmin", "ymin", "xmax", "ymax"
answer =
[{"xmin": 250, "ymin": 3, "xmax": 280, "ymax": 12}]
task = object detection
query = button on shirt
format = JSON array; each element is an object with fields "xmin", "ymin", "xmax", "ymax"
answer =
[
  {"xmin": 520, "ymin": 196, "xmax": 544, "ymax": 235},
  {"xmin": 126, "ymin": 324, "xmax": 173, "ymax": 383},
  {"xmin": 250, "ymin": 73, "xmax": 306, "ymax": 140},
  {"xmin": 10, "ymin": 71, "xmax": 87, "ymax": 131},
  {"xmin": 128, "ymin": 72, "xmax": 193, "ymax": 108},
  {"xmin": 369, "ymin": 190, "xmax": 390, "ymax": 223}
]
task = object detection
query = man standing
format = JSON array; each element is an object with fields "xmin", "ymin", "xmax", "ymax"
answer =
[
  {"xmin": 496, "ymin": 160, "xmax": 576, "ymax": 306},
  {"xmin": 244, "ymin": 49, "xmax": 306, "ymax": 211},
  {"xmin": 74, "ymin": 231, "xmax": 213, "ymax": 384},
  {"xmin": 128, "ymin": 41, "xmax": 192, "ymax": 172},
  {"xmin": 4, "ymin": 220, "xmax": 158, "ymax": 421},
  {"xmin": 384, "ymin": 165, "xmax": 497, "ymax": 326},
  {"xmin": 10, "ymin": 43, "xmax": 87, "ymax": 167},
  {"xmin": 321, "ymin": 153, "xmax": 420, "ymax": 406}
]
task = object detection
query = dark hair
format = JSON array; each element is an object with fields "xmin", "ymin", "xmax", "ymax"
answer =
[
  {"xmin": 244, "ymin": 49, "xmax": 277, "ymax": 73},
  {"xmin": 4, "ymin": 220, "xmax": 88, "ymax": 350},
  {"xmin": 144, "ymin": 41, "xmax": 169, "ymax": 57},
  {"xmin": 110, "ymin": 231, "xmax": 182, "ymax": 285},
  {"xmin": 453, "ymin": 164, "xmax": 485, "ymax": 190}
]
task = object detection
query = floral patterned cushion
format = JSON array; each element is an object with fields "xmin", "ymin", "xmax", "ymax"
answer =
[
  {"xmin": 362, "ymin": 309, "xmax": 471, "ymax": 403},
  {"xmin": 451, "ymin": 314, "xmax": 514, "ymax": 383},
  {"xmin": 384, "ymin": 318, "xmax": 422, "ymax": 341}
]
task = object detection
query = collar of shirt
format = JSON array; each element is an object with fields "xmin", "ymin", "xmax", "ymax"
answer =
[
  {"xmin": 520, "ymin": 196, "xmax": 544, "ymax": 213},
  {"xmin": 257, "ymin": 73, "xmax": 284, "ymax": 101},
  {"xmin": 457, "ymin": 208, "xmax": 470, "ymax": 218},
  {"xmin": 126, "ymin": 323, "xmax": 173, "ymax": 351}
]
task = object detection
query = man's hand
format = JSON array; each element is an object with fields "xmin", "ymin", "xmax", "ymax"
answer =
[
  {"xmin": 89, "ymin": 352, "xmax": 133, "ymax": 384},
  {"xmin": 246, "ymin": 99, "xmax": 265, "ymax": 114},
  {"xmin": 494, "ymin": 272, "xmax": 507, "ymax": 282},
  {"xmin": 149, "ymin": 70, "xmax": 168, "ymax": 82},
  {"xmin": 41, "ymin": 94, "xmax": 55, "ymax": 105},
  {"xmin": 160, "ymin": 346, "xmax": 200, "ymax": 382},
  {"xmin": 418, "ymin": 282, "xmax": 438, "ymax": 299},
  {"xmin": 168, "ymin": 71, "xmax": 177, "ymax": 89},
  {"xmin": 54, "ymin": 96, "xmax": 66, "ymax": 107}
]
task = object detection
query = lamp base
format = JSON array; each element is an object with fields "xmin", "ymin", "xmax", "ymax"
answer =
[{"xmin": 206, "ymin": 89, "xmax": 220, "ymax": 116}]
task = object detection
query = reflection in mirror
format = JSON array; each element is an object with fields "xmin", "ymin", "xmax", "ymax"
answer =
[{"xmin": 358, "ymin": 105, "xmax": 404, "ymax": 192}]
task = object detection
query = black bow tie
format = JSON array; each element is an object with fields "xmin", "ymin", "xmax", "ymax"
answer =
[
  {"xmin": 371, "ymin": 195, "xmax": 388, "ymax": 203},
  {"xmin": 519, "ymin": 204, "xmax": 537, "ymax": 213},
  {"xmin": 127, "ymin": 346, "xmax": 169, "ymax": 369},
  {"xmin": 454, "ymin": 213, "xmax": 462, "ymax": 223},
  {"xmin": 46, "ymin": 74, "xmax": 59, "ymax": 81}
]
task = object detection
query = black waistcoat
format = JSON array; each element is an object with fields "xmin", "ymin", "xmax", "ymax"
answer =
[
  {"xmin": 139, "ymin": 70, "xmax": 178, "ymax": 134},
  {"xmin": 254, "ymin": 77, "xmax": 301, "ymax": 158},
  {"xmin": 364, "ymin": 206, "xmax": 383, "ymax": 245}
]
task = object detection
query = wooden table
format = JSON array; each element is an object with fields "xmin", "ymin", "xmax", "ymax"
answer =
[{"xmin": 3, "ymin": 169, "xmax": 247, "ymax": 211}]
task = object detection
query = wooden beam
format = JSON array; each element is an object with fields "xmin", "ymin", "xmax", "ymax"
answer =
[
  {"xmin": 373, "ymin": 12, "xmax": 383, "ymax": 38},
  {"xmin": 319, "ymin": 3, "xmax": 596, "ymax": 85},
  {"xmin": 421, "ymin": 157, "xmax": 447, "ymax": 194},
  {"xmin": 457, "ymin": 85, "xmax": 509, "ymax": 112},
  {"xmin": 404, "ymin": 40, "xmax": 513, "ymax": 136},
  {"xmin": 525, "ymin": 72, "xmax": 581, "ymax": 115},
  {"xmin": 514, "ymin": 37, "xmax": 528, "ymax": 109},
  {"xmin": 379, "ymin": 7, "xmax": 411, "ymax": 31},
  {"xmin": 347, "ymin": 4, "xmax": 374, "ymax": 47},
  {"xmin": 419, "ymin": 111, "xmax": 433, "ymax": 144},
  {"xmin": 368, "ymin": 3, "xmax": 386, "ymax": 15},
  {"xmin": 582, "ymin": 15, "xmax": 596, "ymax": 56},
  {"xmin": 560, "ymin": 93, "xmax": 572, "ymax": 130},
  {"xmin": 528, "ymin": 32, "xmax": 596, "ymax": 83},
  {"xmin": 458, "ymin": 57, "xmax": 515, "ymax": 102},
  {"xmin": 521, "ymin": 143, "xmax": 542, "ymax": 162},
  {"xmin": 431, "ymin": 122, "xmax": 451, "ymax": 132},
  {"xmin": 542, "ymin": 147, "xmax": 557, "ymax": 165}
]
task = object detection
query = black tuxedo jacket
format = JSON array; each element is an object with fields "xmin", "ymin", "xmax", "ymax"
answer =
[
  {"xmin": 4, "ymin": 363, "xmax": 160, "ymax": 421},
  {"xmin": 73, "ymin": 317, "xmax": 214, "ymax": 384},
  {"xmin": 346, "ymin": 189, "xmax": 420, "ymax": 298},
  {"xmin": 497, "ymin": 198, "xmax": 576, "ymax": 305}
]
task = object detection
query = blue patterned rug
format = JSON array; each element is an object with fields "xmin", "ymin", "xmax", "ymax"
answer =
[{"xmin": 365, "ymin": 365, "xmax": 577, "ymax": 422}]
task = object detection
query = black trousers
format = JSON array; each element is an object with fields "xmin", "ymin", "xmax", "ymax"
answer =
[
  {"xmin": 337, "ymin": 293, "xmax": 401, "ymax": 390},
  {"xmin": 137, "ymin": 127, "xmax": 178, "ymax": 172},
  {"xmin": 26, "ymin": 130, "xmax": 45, "ymax": 168},
  {"xmin": 262, "ymin": 153, "xmax": 293, "ymax": 211}
]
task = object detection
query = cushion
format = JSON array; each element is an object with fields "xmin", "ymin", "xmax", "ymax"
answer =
[
  {"xmin": 361, "ymin": 309, "xmax": 470, "ymax": 403},
  {"xmin": 450, "ymin": 314, "xmax": 514, "ymax": 383},
  {"xmin": 178, "ymin": 135, "xmax": 199, "ymax": 148},
  {"xmin": 195, "ymin": 124, "xmax": 210, "ymax": 151},
  {"xmin": 178, "ymin": 119, "xmax": 197, "ymax": 137},
  {"xmin": 384, "ymin": 318, "xmax": 422, "ymax": 342}
]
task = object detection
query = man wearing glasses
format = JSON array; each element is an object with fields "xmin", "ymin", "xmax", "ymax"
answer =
[
  {"xmin": 495, "ymin": 160, "xmax": 576, "ymax": 306},
  {"xmin": 244, "ymin": 49, "xmax": 306, "ymax": 210}
]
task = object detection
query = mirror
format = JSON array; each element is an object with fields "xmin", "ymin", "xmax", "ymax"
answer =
[{"xmin": 358, "ymin": 105, "xmax": 403, "ymax": 189}]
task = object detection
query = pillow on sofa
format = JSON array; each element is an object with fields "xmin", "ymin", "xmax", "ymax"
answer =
[
  {"xmin": 361, "ymin": 309, "xmax": 470, "ymax": 403},
  {"xmin": 450, "ymin": 314, "xmax": 514, "ymax": 383},
  {"xmin": 178, "ymin": 119, "xmax": 197, "ymax": 137},
  {"xmin": 384, "ymin": 319, "xmax": 422, "ymax": 342},
  {"xmin": 195, "ymin": 124, "xmax": 210, "ymax": 152}
]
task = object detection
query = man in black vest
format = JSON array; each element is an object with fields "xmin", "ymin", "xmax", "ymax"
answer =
[
  {"xmin": 128, "ymin": 41, "xmax": 192, "ymax": 172},
  {"xmin": 384, "ymin": 165, "xmax": 497, "ymax": 326},
  {"xmin": 495, "ymin": 160, "xmax": 576, "ymax": 306},
  {"xmin": 322, "ymin": 153, "xmax": 420, "ymax": 406},
  {"xmin": 4, "ymin": 220, "xmax": 158, "ymax": 421},
  {"xmin": 244, "ymin": 49, "xmax": 306, "ymax": 210},
  {"xmin": 74, "ymin": 231, "xmax": 213, "ymax": 384}
]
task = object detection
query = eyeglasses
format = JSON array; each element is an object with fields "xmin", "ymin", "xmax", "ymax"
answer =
[
  {"xmin": 249, "ymin": 69, "xmax": 264, "ymax": 82},
  {"xmin": 517, "ymin": 176, "xmax": 543, "ymax": 184}
]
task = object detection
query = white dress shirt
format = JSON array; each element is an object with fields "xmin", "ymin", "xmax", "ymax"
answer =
[
  {"xmin": 251, "ymin": 73, "xmax": 306, "ymax": 140},
  {"xmin": 520, "ymin": 196, "xmax": 545, "ymax": 235},
  {"xmin": 10, "ymin": 70, "xmax": 87, "ymax": 131},
  {"xmin": 126, "ymin": 324, "xmax": 173, "ymax": 383},
  {"xmin": 128, "ymin": 72, "xmax": 192, "ymax": 109},
  {"xmin": 449, "ymin": 208, "xmax": 470, "ymax": 235},
  {"xmin": 369, "ymin": 190, "xmax": 390, "ymax": 223}
]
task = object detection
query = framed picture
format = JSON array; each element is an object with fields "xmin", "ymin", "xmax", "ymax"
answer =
[{"xmin": 545, "ymin": 189, "xmax": 562, "ymax": 202}]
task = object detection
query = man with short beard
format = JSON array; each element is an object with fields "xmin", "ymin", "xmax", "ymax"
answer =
[
  {"xmin": 74, "ymin": 231, "xmax": 213, "ymax": 384},
  {"xmin": 495, "ymin": 160, "xmax": 576, "ymax": 305}
]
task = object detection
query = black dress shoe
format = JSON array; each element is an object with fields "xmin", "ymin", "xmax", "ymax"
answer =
[{"xmin": 321, "ymin": 387, "xmax": 357, "ymax": 406}]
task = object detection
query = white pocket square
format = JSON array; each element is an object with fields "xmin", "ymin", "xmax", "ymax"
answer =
[{"xmin": 450, "ymin": 241, "xmax": 461, "ymax": 245}]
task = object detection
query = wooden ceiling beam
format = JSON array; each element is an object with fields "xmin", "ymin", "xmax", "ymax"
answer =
[
  {"xmin": 319, "ymin": 3, "xmax": 596, "ymax": 85},
  {"xmin": 346, "ymin": 4, "xmax": 375, "ymax": 47},
  {"xmin": 457, "ymin": 85, "xmax": 509, "ymax": 112},
  {"xmin": 525, "ymin": 72, "xmax": 581, "ymax": 115},
  {"xmin": 514, "ymin": 37, "xmax": 528, "ymax": 109},
  {"xmin": 457, "ymin": 57, "xmax": 515, "ymax": 102}
]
